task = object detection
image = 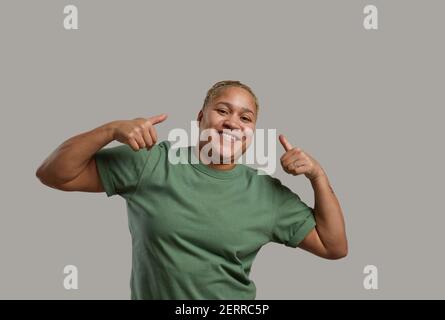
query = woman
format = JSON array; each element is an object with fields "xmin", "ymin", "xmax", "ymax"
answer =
[{"xmin": 36, "ymin": 80, "xmax": 347, "ymax": 299}]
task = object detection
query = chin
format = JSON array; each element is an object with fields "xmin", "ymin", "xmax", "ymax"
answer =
[{"xmin": 217, "ymin": 143, "xmax": 244, "ymax": 164}]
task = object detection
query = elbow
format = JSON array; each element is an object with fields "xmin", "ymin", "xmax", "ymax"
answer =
[
  {"xmin": 35, "ymin": 165, "xmax": 46, "ymax": 184},
  {"xmin": 327, "ymin": 251, "xmax": 348, "ymax": 260},
  {"xmin": 325, "ymin": 245, "xmax": 348, "ymax": 260},
  {"xmin": 35, "ymin": 164, "xmax": 54, "ymax": 188}
]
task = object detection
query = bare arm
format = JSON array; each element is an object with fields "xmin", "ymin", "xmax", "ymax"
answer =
[
  {"xmin": 36, "ymin": 114, "xmax": 168, "ymax": 192},
  {"xmin": 35, "ymin": 122, "xmax": 115, "ymax": 191},
  {"xmin": 279, "ymin": 134, "xmax": 348, "ymax": 260},
  {"xmin": 298, "ymin": 173, "xmax": 348, "ymax": 259}
]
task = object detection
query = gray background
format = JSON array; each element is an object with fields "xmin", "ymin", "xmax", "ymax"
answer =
[{"xmin": 0, "ymin": 0, "xmax": 443, "ymax": 299}]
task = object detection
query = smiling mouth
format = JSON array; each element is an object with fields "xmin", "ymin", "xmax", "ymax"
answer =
[{"xmin": 218, "ymin": 131, "xmax": 241, "ymax": 142}]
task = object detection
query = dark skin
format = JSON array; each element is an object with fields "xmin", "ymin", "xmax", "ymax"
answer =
[
  {"xmin": 196, "ymin": 87, "xmax": 256, "ymax": 170},
  {"xmin": 279, "ymin": 135, "xmax": 347, "ymax": 259},
  {"xmin": 36, "ymin": 86, "xmax": 347, "ymax": 260},
  {"xmin": 197, "ymin": 86, "xmax": 348, "ymax": 259}
]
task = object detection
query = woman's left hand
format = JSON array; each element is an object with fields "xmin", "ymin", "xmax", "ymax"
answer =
[{"xmin": 279, "ymin": 134, "xmax": 325, "ymax": 181}]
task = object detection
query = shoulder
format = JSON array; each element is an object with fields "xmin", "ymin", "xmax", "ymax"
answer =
[
  {"xmin": 95, "ymin": 140, "xmax": 172, "ymax": 169},
  {"xmin": 157, "ymin": 140, "xmax": 171, "ymax": 150}
]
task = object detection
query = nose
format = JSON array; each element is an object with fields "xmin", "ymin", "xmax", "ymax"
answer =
[{"xmin": 222, "ymin": 115, "xmax": 241, "ymax": 130}]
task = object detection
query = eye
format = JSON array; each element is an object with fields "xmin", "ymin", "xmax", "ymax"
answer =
[
  {"xmin": 217, "ymin": 109, "xmax": 228, "ymax": 115},
  {"xmin": 241, "ymin": 116, "xmax": 252, "ymax": 122}
]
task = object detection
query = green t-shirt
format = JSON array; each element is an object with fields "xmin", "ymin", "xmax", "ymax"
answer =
[{"xmin": 94, "ymin": 140, "xmax": 316, "ymax": 299}]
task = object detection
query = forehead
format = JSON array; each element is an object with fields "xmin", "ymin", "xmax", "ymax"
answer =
[{"xmin": 212, "ymin": 87, "xmax": 256, "ymax": 114}]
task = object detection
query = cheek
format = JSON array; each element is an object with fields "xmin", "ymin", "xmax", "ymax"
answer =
[
  {"xmin": 243, "ymin": 126, "xmax": 255, "ymax": 146},
  {"xmin": 203, "ymin": 115, "xmax": 221, "ymax": 128},
  {"xmin": 200, "ymin": 119, "xmax": 216, "ymax": 132}
]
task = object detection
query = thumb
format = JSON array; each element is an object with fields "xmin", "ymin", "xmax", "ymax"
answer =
[
  {"xmin": 147, "ymin": 114, "xmax": 168, "ymax": 125},
  {"xmin": 279, "ymin": 134, "xmax": 293, "ymax": 152}
]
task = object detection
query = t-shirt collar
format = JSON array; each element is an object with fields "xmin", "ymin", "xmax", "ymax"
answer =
[{"xmin": 187, "ymin": 145, "xmax": 242, "ymax": 179}]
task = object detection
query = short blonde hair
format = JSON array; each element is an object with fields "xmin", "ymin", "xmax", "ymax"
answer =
[{"xmin": 202, "ymin": 80, "xmax": 259, "ymax": 116}]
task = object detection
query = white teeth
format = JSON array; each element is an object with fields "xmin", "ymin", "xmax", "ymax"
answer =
[{"xmin": 221, "ymin": 132, "xmax": 237, "ymax": 142}]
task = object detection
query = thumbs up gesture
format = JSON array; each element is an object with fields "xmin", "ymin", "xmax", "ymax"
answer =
[
  {"xmin": 279, "ymin": 134, "xmax": 325, "ymax": 180},
  {"xmin": 111, "ymin": 114, "xmax": 168, "ymax": 151}
]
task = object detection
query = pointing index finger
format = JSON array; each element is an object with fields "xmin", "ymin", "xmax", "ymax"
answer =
[{"xmin": 147, "ymin": 114, "xmax": 168, "ymax": 125}]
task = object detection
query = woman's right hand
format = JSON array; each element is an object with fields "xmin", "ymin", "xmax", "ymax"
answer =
[{"xmin": 111, "ymin": 114, "xmax": 168, "ymax": 151}]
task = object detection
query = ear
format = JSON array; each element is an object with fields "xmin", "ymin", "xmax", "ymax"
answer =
[{"xmin": 197, "ymin": 109, "xmax": 203, "ymax": 122}]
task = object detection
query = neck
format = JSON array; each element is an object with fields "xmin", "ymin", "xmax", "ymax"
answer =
[{"xmin": 208, "ymin": 162, "xmax": 236, "ymax": 171}]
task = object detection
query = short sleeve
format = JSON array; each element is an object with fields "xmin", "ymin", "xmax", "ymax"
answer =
[
  {"xmin": 94, "ymin": 144, "xmax": 154, "ymax": 199},
  {"xmin": 270, "ymin": 178, "xmax": 316, "ymax": 248}
]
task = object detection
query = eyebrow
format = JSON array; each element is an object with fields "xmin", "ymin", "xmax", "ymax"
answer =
[{"xmin": 215, "ymin": 102, "xmax": 255, "ymax": 115}]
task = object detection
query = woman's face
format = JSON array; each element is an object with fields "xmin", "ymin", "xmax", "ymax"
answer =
[{"xmin": 197, "ymin": 86, "xmax": 257, "ymax": 163}]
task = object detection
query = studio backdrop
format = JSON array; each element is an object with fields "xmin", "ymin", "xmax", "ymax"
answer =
[{"xmin": 0, "ymin": 0, "xmax": 443, "ymax": 299}]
